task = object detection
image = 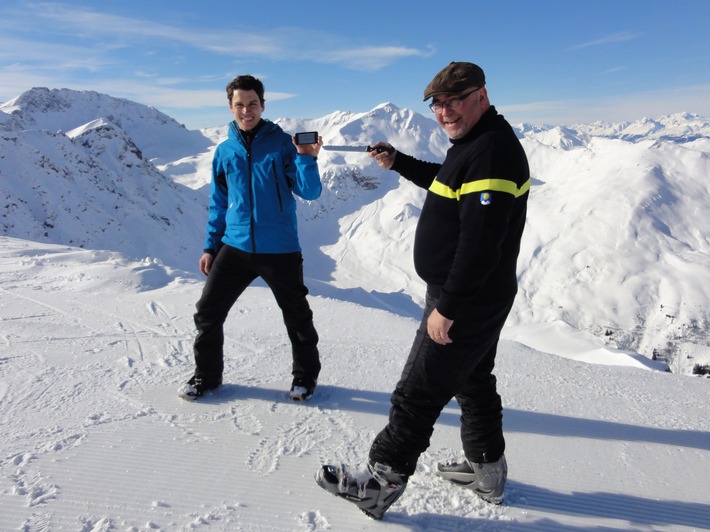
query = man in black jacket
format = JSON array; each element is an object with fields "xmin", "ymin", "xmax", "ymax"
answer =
[{"xmin": 316, "ymin": 62, "xmax": 530, "ymax": 519}]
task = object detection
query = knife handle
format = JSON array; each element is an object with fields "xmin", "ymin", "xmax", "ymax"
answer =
[{"xmin": 366, "ymin": 145, "xmax": 395, "ymax": 154}]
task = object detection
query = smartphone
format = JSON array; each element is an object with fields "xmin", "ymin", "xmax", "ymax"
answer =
[{"xmin": 295, "ymin": 131, "xmax": 318, "ymax": 145}]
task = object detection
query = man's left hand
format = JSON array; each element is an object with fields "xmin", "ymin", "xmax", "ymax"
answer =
[{"xmin": 428, "ymin": 308, "xmax": 453, "ymax": 345}]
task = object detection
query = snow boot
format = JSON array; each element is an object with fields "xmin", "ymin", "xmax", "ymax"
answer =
[
  {"xmin": 177, "ymin": 375, "xmax": 221, "ymax": 400},
  {"xmin": 315, "ymin": 461, "xmax": 407, "ymax": 520},
  {"xmin": 437, "ymin": 454, "xmax": 507, "ymax": 504}
]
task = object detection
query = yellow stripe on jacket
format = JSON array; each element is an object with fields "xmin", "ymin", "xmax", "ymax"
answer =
[{"xmin": 429, "ymin": 177, "xmax": 530, "ymax": 200}]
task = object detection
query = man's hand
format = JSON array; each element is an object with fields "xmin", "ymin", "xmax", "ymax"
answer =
[
  {"xmin": 199, "ymin": 253, "xmax": 214, "ymax": 276},
  {"xmin": 293, "ymin": 135, "xmax": 323, "ymax": 157},
  {"xmin": 428, "ymin": 308, "xmax": 453, "ymax": 345},
  {"xmin": 368, "ymin": 142, "xmax": 396, "ymax": 170}
]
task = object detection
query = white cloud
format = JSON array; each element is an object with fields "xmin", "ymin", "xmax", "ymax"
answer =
[
  {"xmin": 571, "ymin": 31, "xmax": 642, "ymax": 50},
  {"xmin": 18, "ymin": 3, "xmax": 431, "ymax": 72},
  {"xmin": 321, "ymin": 45, "xmax": 436, "ymax": 71}
]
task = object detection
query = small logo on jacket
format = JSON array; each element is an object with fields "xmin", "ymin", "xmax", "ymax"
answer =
[{"xmin": 480, "ymin": 192, "xmax": 492, "ymax": 205}]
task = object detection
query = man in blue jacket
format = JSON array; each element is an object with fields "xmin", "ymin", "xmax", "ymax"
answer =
[{"xmin": 179, "ymin": 75, "xmax": 323, "ymax": 402}]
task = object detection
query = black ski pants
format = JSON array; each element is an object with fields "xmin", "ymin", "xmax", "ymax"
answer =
[
  {"xmin": 369, "ymin": 285, "xmax": 513, "ymax": 476},
  {"xmin": 192, "ymin": 244, "xmax": 320, "ymax": 385}
]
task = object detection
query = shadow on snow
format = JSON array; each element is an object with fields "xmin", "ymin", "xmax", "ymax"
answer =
[{"xmin": 196, "ymin": 383, "xmax": 709, "ymax": 530}]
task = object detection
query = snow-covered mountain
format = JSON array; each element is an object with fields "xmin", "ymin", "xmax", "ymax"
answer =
[
  {"xmin": 0, "ymin": 92, "xmax": 209, "ymax": 273},
  {"xmin": 0, "ymin": 87, "xmax": 212, "ymax": 164},
  {"xmin": 1, "ymin": 88, "xmax": 710, "ymax": 531},
  {"xmin": 278, "ymin": 105, "xmax": 710, "ymax": 375},
  {"xmin": 514, "ymin": 111, "xmax": 710, "ymax": 144},
  {"xmin": 1, "ymin": 88, "xmax": 709, "ymax": 375},
  {"xmin": 571, "ymin": 112, "xmax": 710, "ymax": 143}
]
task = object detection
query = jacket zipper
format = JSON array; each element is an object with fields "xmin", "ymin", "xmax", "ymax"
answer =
[
  {"xmin": 272, "ymin": 160, "xmax": 284, "ymax": 212},
  {"xmin": 247, "ymin": 148, "xmax": 256, "ymax": 252},
  {"xmin": 234, "ymin": 121, "xmax": 258, "ymax": 253}
]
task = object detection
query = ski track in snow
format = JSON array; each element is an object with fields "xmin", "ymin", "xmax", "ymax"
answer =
[{"xmin": 1, "ymin": 238, "xmax": 709, "ymax": 531}]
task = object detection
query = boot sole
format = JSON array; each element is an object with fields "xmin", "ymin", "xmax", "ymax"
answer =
[{"xmin": 437, "ymin": 471, "xmax": 476, "ymax": 485}]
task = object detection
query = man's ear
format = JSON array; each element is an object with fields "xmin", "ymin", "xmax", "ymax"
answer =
[{"xmin": 479, "ymin": 87, "xmax": 489, "ymax": 105}]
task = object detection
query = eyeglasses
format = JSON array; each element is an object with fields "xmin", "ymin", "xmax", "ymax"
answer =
[{"xmin": 429, "ymin": 88, "xmax": 480, "ymax": 114}]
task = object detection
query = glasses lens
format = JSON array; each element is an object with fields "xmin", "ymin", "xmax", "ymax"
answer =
[
  {"xmin": 448, "ymin": 99, "xmax": 464, "ymax": 111},
  {"xmin": 429, "ymin": 89, "xmax": 478, "ymax": 114}
]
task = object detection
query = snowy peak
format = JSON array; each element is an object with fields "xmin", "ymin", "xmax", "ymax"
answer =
[
  {"xmin": 616, "ymin": 113, "xmax": 709, "ymax": 142},
  {"xmin": 573, "ymin": 112, "xmax": 708, "ymax": 143},
  {"xmin": 514, "ymin": 112, "xmax": 710, "ymax": 145},
  {"xmin": 66, "ymin": 117, "xmax": 112, "ymax": 138},
  {"xmin": 0, "ymin": 87, "xmax": 212, "ymax": 163},
  {"xmin": 0, "ymin": 117, "xmax": 207, "ymax": 273},
  {"xmin": 277, "ymin": 102, "xmax": 448, "ymax": 161},
  {"xmin": 1, "ymin": 87, "xmax": 168, "ymax": 133},
  {"xmin": 272, "ymin": 102, "xmax": 450, "ymax": 215},
  {"xmin": 520, "ymin": 125, "xmax": 589, "ymax": 150},
  {"xmin": 71, "ymin": 120, "xmax": 151, "ymax": 175}
]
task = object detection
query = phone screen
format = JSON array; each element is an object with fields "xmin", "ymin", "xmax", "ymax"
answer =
[{"xmin": 295, "ymin": 131, "xmax": 318, "ymax": 145}]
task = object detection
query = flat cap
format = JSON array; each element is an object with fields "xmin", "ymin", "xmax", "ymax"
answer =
[{"xmin": 423, "ymin": 62, "xmax": 486, "ymax": 101}]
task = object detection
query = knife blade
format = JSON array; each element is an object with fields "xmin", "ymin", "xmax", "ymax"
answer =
[{"xmin": 322, "ymin": 145, "xmax": 394, "ymax": 154}]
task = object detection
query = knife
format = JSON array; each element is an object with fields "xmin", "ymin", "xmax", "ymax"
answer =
[{"xmin": 322, "ymin": 145, "xmax": 394, "ymax": 154}]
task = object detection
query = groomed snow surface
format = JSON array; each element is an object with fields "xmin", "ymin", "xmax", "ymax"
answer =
[{"xmin": 1, "ymin": 237, "xmax": 708, "ymax": 531}]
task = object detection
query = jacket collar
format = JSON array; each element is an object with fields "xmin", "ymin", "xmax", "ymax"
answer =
[
  {"xmin": 450, "ymin": 105, "xmax": 497, "ymax": 146},
  {"xmin": 229, "ymin": 119, "xmax": 268, "ymax": 145}
]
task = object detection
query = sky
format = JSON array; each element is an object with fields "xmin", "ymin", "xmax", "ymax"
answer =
[{"xmin": 1, "ymin": 0, "xmax": 709, "ymax": 130}]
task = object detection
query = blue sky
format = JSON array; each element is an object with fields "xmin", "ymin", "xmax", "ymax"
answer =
[{"xmin": 1, "ymin": 0, "xmax": 709, "ymax": 129}]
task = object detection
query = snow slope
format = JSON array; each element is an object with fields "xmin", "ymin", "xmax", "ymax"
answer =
[
  {"xmin": 0, "ymin": 236, "xmax": 709, "ymax": 531},
  {"xmin": 0, "ymin": 119, "xmax": 208, "ymax": 273}
]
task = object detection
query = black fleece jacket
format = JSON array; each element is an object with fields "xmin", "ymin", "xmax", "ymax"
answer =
[{"xmin": 391, "ymin": 106, "xmax": 530, "ymax": 319}]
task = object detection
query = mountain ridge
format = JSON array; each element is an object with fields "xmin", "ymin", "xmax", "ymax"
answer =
[{"xmin": 1, "ymin": 87, "xmax": 708, "ymax": 375}]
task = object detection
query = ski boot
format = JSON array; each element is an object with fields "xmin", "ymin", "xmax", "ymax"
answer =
[
  {"xmin": 437, "ymin": 454, "xmax": 507, "ymax": 504},
  {"xmin": 315, "ymin": 461, "xmax": 407, "ymax": 519}
]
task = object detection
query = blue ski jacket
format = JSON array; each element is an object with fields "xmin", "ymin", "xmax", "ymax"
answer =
[{"xmin": 204, "ymin": 120, "xmax": 322, "ymax": 254}]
